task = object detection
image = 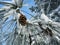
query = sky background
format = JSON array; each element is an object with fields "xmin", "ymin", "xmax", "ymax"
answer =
[{"xmin": 0, "ymin": 0, "xmax": 35, "ymax": 19}]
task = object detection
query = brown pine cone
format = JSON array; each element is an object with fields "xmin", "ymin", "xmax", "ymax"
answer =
[{"xmin": 18, "ymin": 13, "xmax": 27, "ymax": 26}]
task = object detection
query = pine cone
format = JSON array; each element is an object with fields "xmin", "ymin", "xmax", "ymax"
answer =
[{"xmin": 18, "ymin": 14, "xmax": 27, "ymax": 26}]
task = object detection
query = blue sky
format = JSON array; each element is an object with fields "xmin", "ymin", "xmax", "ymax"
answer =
[
  {"xmin": 0, "ymin": 0, "xmax": 35, "ymax": 19},
  {"xmin": 21, "ymin": 0, "xmax": 35, "ymax": 19}
]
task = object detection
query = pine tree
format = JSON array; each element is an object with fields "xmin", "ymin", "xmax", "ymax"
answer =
[{"xmin": 0, "ymin": 0, "xmax": 60, "ymax": 45}]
